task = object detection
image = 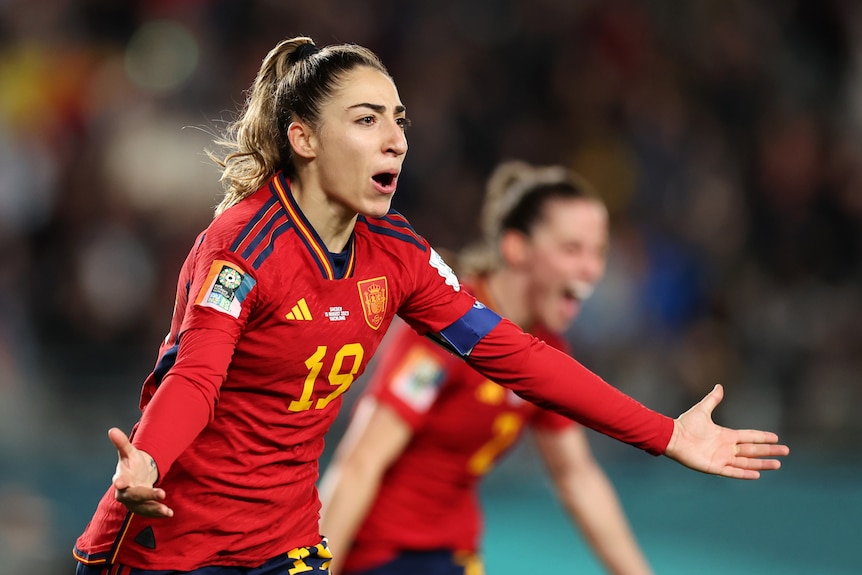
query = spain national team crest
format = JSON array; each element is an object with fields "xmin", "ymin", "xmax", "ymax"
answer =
[{"xmin": 357, "ymin": 276, "xmax": 388, "ymax": 330}]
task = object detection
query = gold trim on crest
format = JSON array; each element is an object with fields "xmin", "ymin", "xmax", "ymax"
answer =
[{"xmin": 357, "ymin": 276, "xmax": 388, "ymax": 330}]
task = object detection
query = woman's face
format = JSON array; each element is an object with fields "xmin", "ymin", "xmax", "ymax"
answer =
[
  {"xmin": 521, "ymin": 197, "xmax": 608, "ymax": 333},
  {"xmin": 307, "ymin": 66, "xmax": 409, "ymax": 218}
]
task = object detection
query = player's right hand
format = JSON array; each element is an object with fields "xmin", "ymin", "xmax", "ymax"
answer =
[{"xmin": 108, "ymin": 427, "xmax": 174, "ymax": 518}]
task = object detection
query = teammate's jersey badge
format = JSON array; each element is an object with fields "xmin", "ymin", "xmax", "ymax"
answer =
[{"xmin": 357, "ymin": 276, "xmax": 388, "ymax": 330}]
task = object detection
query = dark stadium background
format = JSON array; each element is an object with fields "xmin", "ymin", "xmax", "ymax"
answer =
[{"xmin": 0, "ymin": 1, "xmax": 859, "ymax": 573}]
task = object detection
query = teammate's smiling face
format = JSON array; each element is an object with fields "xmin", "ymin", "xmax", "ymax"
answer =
[
  {"xmin": 522, "ymin": 197, "xmax": 608, "ymax": 333},
  {"xmin": 299, "ymin": 66, "xmax": 409, "ymax": 219}
]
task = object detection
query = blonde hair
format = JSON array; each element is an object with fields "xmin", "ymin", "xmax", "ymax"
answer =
[
  {"xmin": 207, "ymin": 36, "xmax": 388, "ymax": 215},
  {"xmin": 460, "ymin": 160, "xmax": 599, "ymax": 275}
]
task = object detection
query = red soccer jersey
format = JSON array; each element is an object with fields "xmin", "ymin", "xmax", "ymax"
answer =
[
  {"xmin": 74, "ymin": 173, "xmax": 673, "ymax": 571},
  {"xmin": 73, "ymin": 172, "xmax": 477, "ymax": 570},
  {"xmin": 342, "ymin": 281, "xmax": 575, "ymax": 573}
]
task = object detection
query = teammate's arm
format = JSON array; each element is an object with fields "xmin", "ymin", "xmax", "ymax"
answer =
[
  {"xmin": 534, "ymin": 426, "xmax": 653, "ymax": 575},
  {"xmin": 318, "ymin": 398, "xmax": 414, "ymax": 575}
]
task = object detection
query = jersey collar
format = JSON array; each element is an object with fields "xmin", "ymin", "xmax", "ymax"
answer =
[{"xmin": 270, "ymin": 172, "xmax": 357, "ymax": 280}]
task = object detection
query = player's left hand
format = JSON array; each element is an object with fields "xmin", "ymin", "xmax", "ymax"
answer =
[
  {"xmin": 108, "ymin": 427, "xmax": 174, "ymax": 518},
  {"xmin": 663, "ymin": 384, "xmax": 790, "ymax": 479}
]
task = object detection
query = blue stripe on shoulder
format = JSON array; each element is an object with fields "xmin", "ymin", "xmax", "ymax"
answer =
[
  {"xmin": 251, "ymin": 220, "xmax": 293, "ymax": 270},
  {"xmin": 363, "ymin": 221, "xmax": 426, "ymax": 250},
  {"xmin": 381, "ymin": 212, "xmax": 415, "ymax": 229},
  {"xmin": 239, "ymin": 209, "xmax": 281, "ymax": 260},
  {"xmin": 229, "ymin": 196, "xmax": 280, "ymax": 253},
  {"xmin": 434, "ymin": 303, "xmax": 502, "ymax": 357}
]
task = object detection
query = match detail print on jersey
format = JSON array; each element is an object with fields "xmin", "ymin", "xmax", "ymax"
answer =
[{"xmin": 195, "ymin": 259, "xmax": 257, "ymax": 318}]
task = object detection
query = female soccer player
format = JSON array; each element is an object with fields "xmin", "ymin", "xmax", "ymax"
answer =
[
  {"xmin": 73, "ymin": 36, "xmax": 788, "ymax": 575},
  {"xmin": 318, "ymin": 160, "xmax": 654, "ymax": 575}
]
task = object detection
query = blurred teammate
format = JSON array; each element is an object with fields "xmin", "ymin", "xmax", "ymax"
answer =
[
  {"xmin": 319, "ymin": 161, "xmax": 653, "ymax": 575},
  {"xmin": 72, "ymin": 36, "xmax": 788, "ymax": 575}
]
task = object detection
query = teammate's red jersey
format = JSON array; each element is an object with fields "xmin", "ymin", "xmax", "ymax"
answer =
[
  {"xmin": 74, "ymin": 173, "xmax": 672, "ymax": 571},
  {"xmin": 341, "ymin": 281, "xmax": 575, "ymax": 573}
]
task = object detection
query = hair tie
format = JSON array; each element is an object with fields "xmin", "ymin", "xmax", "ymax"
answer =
[{"xmin": 290, "ymin": 43, "xmax": 320, "ymax": 64}]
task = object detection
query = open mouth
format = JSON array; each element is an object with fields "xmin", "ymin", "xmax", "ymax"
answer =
[
  {"xmin": 564, "ymin": 281, "xmax": 595, "ymax": 302},
  {"xmin": 372, "ymin": 172, "xmax": 397, "ymax": 189}
]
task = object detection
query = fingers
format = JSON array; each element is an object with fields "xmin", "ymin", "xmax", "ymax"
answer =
[
  {"xmin": 735, "ymin": 442, "xmax": 790, "ymax": 458},
  {"xmin": 734, "ymin": 429, "xmax": 788, "ymax": 448},
  {"xmin": 719, "ymin": 467, "xmax": 762, "ymax": 480},
  {"xmin": 117, "ymin": 498, "xmax": 174, "ymax": 518},
  {"xmin": 720, "ymin": 456, "xmax": 782, "ymax": 479},
  {"xmin": 736, "ymin": 457, "xmax": 782, "ymax": 471},
  {"xmin": 697, "ymin": 383, "xmax": 724, "ymax": 414},
  {"xmin": 107, "ymin": 427, "xmax": 173, "ymax": 518},
  {"xmin": 108, "ymin": 427, "xmax": 135, "ymax": 460},
  {"xmin": 717, "ymin": 465, "xmax": 760, "ymax": 481},
  {"xmin": 719, "ymin": 441, "xmax": 789, "ymax": 479},
  {"xmin": 126, "ymin": 502, "xmax": 173, "ymax": 518},
  {"xmin": 726, "ymin": 436, "xmax": 789, "ymax": 477},
  {"xmin": 115, "ymin": 485, "xmax": 167, "ymax": 503},
  {"xmin": 114, "ymin": 486, "xmax": 174, "ymax": 518}
]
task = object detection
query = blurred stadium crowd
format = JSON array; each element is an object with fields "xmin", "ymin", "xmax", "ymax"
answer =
[{"xmin": 1, "ymin": 0, "xmax": 861, "ymax": 572}]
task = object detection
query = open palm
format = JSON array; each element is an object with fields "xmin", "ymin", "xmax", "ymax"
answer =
[
  {"xmin": 663, "ymin": 384, "xmax": 789, "ymax": 479},
  {"xmin": 108, "ymin": 427, "xmax": 174, "ymax": 517}
]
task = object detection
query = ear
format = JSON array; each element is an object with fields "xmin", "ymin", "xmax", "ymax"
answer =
[
  {"xmin": 287, "ymin": 121, "xmax": 316, "ymax": 160},
  {"xmin": 499, "ymin": 230, "xmax": 530, "ymax": 268}
]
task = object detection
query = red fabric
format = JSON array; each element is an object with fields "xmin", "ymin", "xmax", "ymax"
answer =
[
  {"xmin": 76, "ymin": 174, "xmax": 672, "ymax": 573},
  {"xmin": 133, "ymin": 328, "xmax": 235, "ymax": 478},
  {"xmin": 74, "ymin": 173, "xmax": 476, "ymax": 571},
  {"xmin": 466, "ymin": 318, "xmax": 674, "ymax": 455},
  {"xmin": 344, "ymin": 319, "xmax": 575, "ymax": 573}
]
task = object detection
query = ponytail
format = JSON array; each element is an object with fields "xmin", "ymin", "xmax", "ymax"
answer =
[
  {"xmin": 460, "ymin": 160, "xmax": 599, "ymax": 276},
  {"xmin": 207, "ymin": 36, "xmax": 388, "ymax": 215}
]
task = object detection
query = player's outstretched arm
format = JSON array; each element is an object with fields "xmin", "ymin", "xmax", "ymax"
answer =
[
  {"xmin": 108, "ymin": 427, "xmax": 174, "ymax": 518},
  {"xmin": 663, "ymin": 384, "xmax": 790, "ymax": 479}
]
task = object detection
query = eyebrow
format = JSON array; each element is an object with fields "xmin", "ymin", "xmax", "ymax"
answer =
[{"xmin": 347, "ymin": 103, "xmax": 407, "ymax": 115}]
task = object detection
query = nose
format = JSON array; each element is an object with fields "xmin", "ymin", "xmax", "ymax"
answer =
[
  {"xmin": 580, "ymin": 249, "xmax": 606, "ymax": 284},
  {"xmin": 385, "ymin": 119, "xmax": 408, "ymax": 156}
]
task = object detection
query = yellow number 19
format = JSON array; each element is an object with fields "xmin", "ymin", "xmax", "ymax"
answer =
[{"xmin": 289, "ymin": 343, "xmax": 365, "ymax": 412}]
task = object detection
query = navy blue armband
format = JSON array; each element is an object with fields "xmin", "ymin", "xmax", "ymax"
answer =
[{"xmin": 428, "ymin": 302, "xmax": 502, "ymax": 358}]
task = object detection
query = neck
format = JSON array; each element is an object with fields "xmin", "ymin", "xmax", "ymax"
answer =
[
  {"xmin": 484, "ymin": 267, "xmax": 532, "ymax": 330},
  {"xmin": 289, "ymin": 178, "xmax": 357, "ymax": 253}
]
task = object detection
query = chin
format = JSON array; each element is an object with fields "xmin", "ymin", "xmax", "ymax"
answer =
[
  {"xmin": 362, "ymin": 207, "xmax": 390, "ymax": 219},
  {"xmin": 545, "ymin": 307, "xmax": 580, "ymax": 333},
  {"xmin": 547, "ymin": 321, "xmax": 570, "ymax": 334},
  {"xmin": 362, "ymin": 199, "xmax": 394, "ymax": 218}
]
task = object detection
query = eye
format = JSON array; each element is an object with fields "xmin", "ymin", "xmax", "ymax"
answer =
[
  {"xmin": 396, "ymin": 116, "xmax": 412, "ymax": 130},
  {"xmin": 563, "ymin": 242, "xmax": 583, "ymax": 256},
  {"xmin": 358, "ymin": 115, "xmax": 376, "ymax": 125}
]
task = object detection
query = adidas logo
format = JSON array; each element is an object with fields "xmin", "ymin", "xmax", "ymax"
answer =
[{"xmin": 285, "ymin": 298, "xmax": 312, "ymax": 321}]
